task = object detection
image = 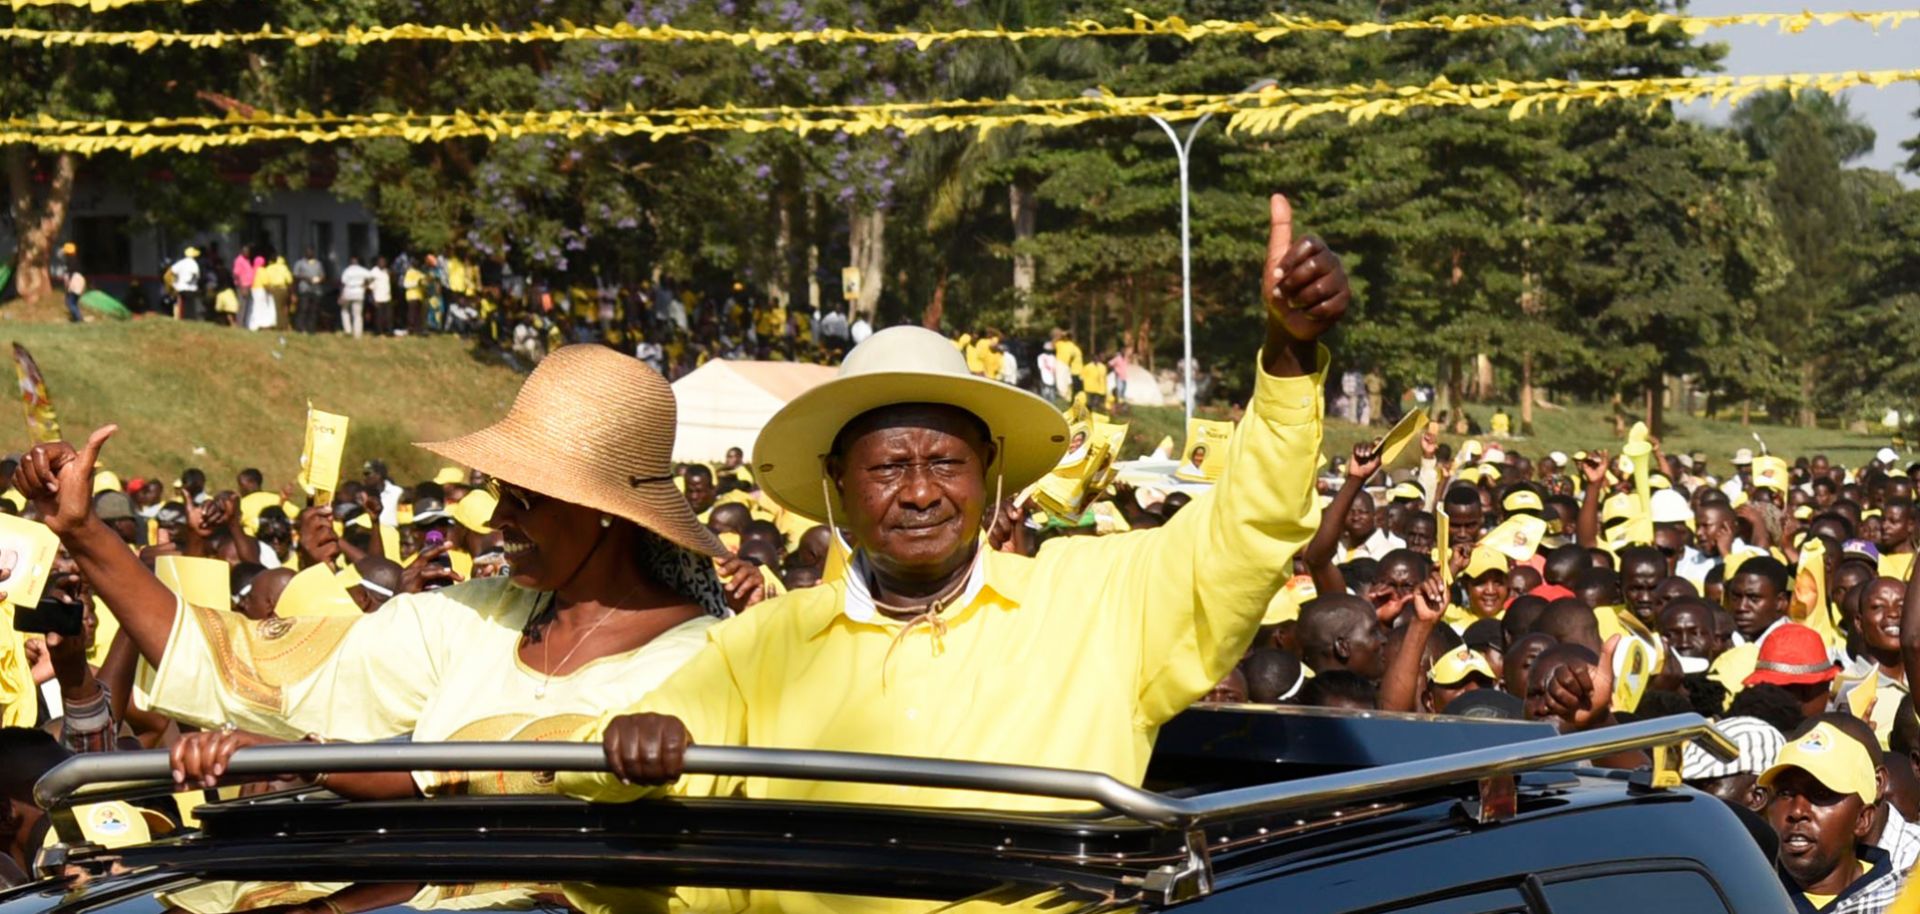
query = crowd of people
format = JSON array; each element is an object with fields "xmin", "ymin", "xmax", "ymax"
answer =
[{"xmin": 3, "ymin": 195, "xmax": 1910, "ymax": 911}]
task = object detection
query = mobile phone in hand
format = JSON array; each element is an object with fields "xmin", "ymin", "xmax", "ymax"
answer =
[{"xmin": 14, "ymin": 598, "xmax": 83, "ymax": 636}]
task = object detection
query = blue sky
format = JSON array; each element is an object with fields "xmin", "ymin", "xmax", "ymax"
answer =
[{"xmin": 1676, "ymin": 0, "xmax": 1918, "ymax": 184}]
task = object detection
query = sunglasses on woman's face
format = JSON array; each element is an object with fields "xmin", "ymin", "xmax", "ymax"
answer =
[{"xmin": 486, "ymin": 478, "xmax": 544, "ymax": 512}]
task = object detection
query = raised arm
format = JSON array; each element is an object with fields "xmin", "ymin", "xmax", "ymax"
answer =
[
  {"xmin": 1304, "ymin": 442, "xmax": 1383, "ymax": 569},
  {"xmin": 16, "ymin": 428, "xmax": 179, "ymax": 666},
  {"xmin": 1128, "ymin": 193, "xmax": 1350, "ymax": 724},
  {"xmin": 1575, "ymin": 450, "xmax": 1610, "ymax": 549},
  {"xmin": 1379, "ymin": 571, "xmax": 1445, "ymax": 712}
]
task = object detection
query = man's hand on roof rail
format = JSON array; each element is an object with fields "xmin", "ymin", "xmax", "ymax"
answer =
[{"xmin": 601, "ymin": 712, "xmax": 692, "ymax": 785}]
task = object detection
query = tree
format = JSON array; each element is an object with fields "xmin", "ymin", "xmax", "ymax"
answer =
[{"xmin": 3, "ymin": 4, "xmax": 250, "ymax": 299}]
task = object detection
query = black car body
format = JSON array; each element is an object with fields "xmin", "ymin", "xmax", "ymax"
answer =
[{"xmin": 4, "ymin": 707, "xmax": 1788, "ymax": 914}]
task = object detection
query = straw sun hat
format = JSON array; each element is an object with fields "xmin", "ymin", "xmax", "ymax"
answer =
[
  {"xmin": 418, "ymin": 345, "xmax": 724, "ymax": 557},
  {"xmin": 754, "ymin": 325, "xmax": 1069, "ymax": 523}
]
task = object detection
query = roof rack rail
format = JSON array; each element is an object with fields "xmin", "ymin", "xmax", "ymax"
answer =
[{"xmin": 38, "ymin": 713, "xmax": 1735, "ymax": 830}]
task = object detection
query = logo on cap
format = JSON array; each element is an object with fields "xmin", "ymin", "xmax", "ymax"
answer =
[{"xmin": 1799, "ymin": 730, "xmax": 1830, "ymax": 753}]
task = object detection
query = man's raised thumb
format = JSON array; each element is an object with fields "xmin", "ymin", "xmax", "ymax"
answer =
[{"xmin": 1268, "ymin": 193, "xmax": 1294, "ymax": 263}]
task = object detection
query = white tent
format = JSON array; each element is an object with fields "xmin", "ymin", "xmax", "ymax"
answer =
[
  {"xmin": 671, "ymin": 359, "xmax": 837, "ymax": 463},
  {"xmin": 1118, "ymin": 363, "xmax": 1167, "ymax": 407}
]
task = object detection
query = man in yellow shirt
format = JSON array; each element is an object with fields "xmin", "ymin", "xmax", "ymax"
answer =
[
  {"xmin": 563, "ymin": 193, "xmax": 1351, "ymax": 810},
  {"xmin": 1051, "ymin": 329, "xmax": 1084, "ymax": 400},
  {"xmin": 1079, "ymin": 356, "xmax": 1109, "ymax": 411}
]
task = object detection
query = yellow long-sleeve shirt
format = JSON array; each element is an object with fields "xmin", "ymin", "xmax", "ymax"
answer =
[
  {"xmin": 562, "ymin": 346, "xmax": 1326, "ymax": 811},
  {"xmin": 1054, "ymin": 339, "xmax": 1084, "ymax": 378}
]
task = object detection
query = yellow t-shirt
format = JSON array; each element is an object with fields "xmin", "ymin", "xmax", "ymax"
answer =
[
  {"xmin": 137, "ymin": 576, "xmax": 717, "ymax": 794},
  {"xmin": 0, "ymin": 620, "xmax": 35, "ymax": 727},
  {"xmin": 1879, "ymin": 552, "xmax": 1914, "ymax": 580},
  {"xmin": 563, "ymin": 346, "xmax": 1328, "ymax": 811},
  {"xmin": 1079, "ymin": 360, "xmax": 1109, "ymax": 396},
  {"xmin": 239, "ymin": 491, "xmax": 289, "ymax": 537}
]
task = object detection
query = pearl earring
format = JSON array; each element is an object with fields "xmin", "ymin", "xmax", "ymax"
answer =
[{"xmin": 600, "ymin": 516, "xmax": 612, "ymax": 528}]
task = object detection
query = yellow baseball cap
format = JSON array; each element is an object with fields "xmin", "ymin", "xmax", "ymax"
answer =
[
  {"xmin": 1502, "ymin": 490, "xmax": 1544, "ymax": 515},
  {"xmin": 1601, "ymin": 493, "xmax": 1638, "ymax": 525},
  {"xmin": 1753, "ymin": 455, "xmax": 1791, "ymax": 495},
  {"xmin": 92, "ymin": 470, "xmax": 123, "ymax": 495},
  {"xmin": 1430, "ymin": 645, "xmax": 1498, "ymax": 686},
  {"xmin": 433, "ymin": 466, "xmax": 467, "ymax": 487},
  {"xmin": 1462, "ymin": 545, "xmax": 1509, "ymax": 580},
  {"xmin": 1388, "ymin": 482, "xmax": 1426, "ymax": 503},
  {"xmin": 1760, "ymin": 721, "xmax": 1878, "ymax": 804},
  {"xmin": 451, "ymin": 489, "xmax": 498, "ymax": 534}
]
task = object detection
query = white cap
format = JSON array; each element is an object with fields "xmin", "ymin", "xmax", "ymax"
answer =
[
  {"xmin": 1878, "ymin": 447, "xmax": 1900, "ymax": 465},
  {"xmin": 1681, "ymin": 716, "xmax": 1784, "ymax": 781},
  {"xmin": 1483, "ymin": 446, "xmax": 1507, "ymax": 465},
  {"xmin": 1732, "ymin": 448, "xmax": 1754, "ymax": 465},
  {"xmin": 1548, "ymin": 451, "xmax": 1568, "ymax": 466},
  {"xmin": 1651, "ymin": 488, "xmax": 1692, "ymax": 525}
]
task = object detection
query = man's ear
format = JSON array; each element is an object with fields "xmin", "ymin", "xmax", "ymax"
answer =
[
  {"xmin": 1332, "ymin": 635, "xmax": 1353, "ymax": 663},
  {"xmin": 1856, "ymin": 798, "xmax": 1879, "ymax": 840}
]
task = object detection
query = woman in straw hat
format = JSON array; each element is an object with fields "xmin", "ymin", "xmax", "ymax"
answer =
[
  {"xmin": 16, "ymin": 345, "xmax": 762, "ymax": 798},
  {"xmin": 563, "ymin": 193, "xmax": 1351, "ymax": 810}
]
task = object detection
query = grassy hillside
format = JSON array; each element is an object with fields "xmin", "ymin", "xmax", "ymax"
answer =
[
  {"xmin": 0, "ymin": 310, "xmax": 1892, "ymax": 495},
  {"xmin": 0, "ymin": 316, "xmax": 527, "ymax": 488}
]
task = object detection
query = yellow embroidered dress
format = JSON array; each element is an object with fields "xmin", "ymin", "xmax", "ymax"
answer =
[{"xmin": 137, "ymin": 575, "xmax": 719, "ymax": 794}]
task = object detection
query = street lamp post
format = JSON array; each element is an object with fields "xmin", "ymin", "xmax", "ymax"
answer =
[{"xmin": 1087, "ymin": 79, "xmax": 1275, "ymax": 424}]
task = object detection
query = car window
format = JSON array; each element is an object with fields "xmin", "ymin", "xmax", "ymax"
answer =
[{"xmin": 1541, "ymin": 870, "xmax": 1730, "ymax": 914}]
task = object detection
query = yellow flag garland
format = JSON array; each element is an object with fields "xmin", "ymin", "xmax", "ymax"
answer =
[
  {"xmin": 3, "ymin": 9, "xmax": 1915, "ymax": 49},
  {"xmin": 6, "ymin": 0, "xmax": 193, "ymax": 8},
  {"xmin": 7, "ymin": 69, "xmax": 1918, "ymax": 155}
]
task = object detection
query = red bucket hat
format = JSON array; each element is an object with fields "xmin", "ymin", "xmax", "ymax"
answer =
[{"xmin": 1744, "ymin": 623, "xmax": 1837, "ymax": 687}]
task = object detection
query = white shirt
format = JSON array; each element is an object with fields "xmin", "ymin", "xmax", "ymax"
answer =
[
  {"xmin": 850, "ymin": 318, "xmax": 873, "ymax": 344},
  {"xmin": 379, "ymin": 480, "xmax": 404, "ymax": 528},
  {"xmin": 818, "ymin": 311, "xmax": 849, "ymax": 340},
  {"xmin": 369, "ymin": 266, "xmax": 392, "ymax": 303},
  {"xmin": 1673, "ymin": 546, "xmax": 1715, "ymax": 588},
  {"xmin": 340, "ymin": 264, "xmax": 370, "ymax": 302},
  {"xmin": 1337, "ymin": 528, "xmax": 1406, "ymax": 563},
  {"xmin": 168, "ymin": 258, "xmax": 201, "ymax": 292}
]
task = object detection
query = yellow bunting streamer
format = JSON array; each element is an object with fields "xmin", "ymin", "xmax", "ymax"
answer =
[
  {"xmin": 3, "ymin": 8, "xmax": 1915, "ymax": 49},
  {"xmin": 6, "ymin": 0, "xmax": 193, "ymax": 9},
  {"xmin": 3, "ymin": 88, "xmax": 1289, "ymax": 135},
  {"xmin": 8, "ymin": 68, "xmax": 1918, "ymax": 156}
]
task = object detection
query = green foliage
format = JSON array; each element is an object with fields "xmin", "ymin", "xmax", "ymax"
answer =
[{"xmin": 8, "ymin": 0, "xmax": 1920, "ymax": 427}]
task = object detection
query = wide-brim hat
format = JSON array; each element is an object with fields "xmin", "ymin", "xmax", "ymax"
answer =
[
  {"xmin": 417, "ymin": 344, "xmax": 724, "ymax": 558},
  {"xmin": 754, "ymin": 325, "xmax": 1069, "ymax": 523}
]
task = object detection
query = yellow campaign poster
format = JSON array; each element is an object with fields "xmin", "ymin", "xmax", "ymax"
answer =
[
  {"xmin": 1375, "ymin": 407, "xmax": 1428, "ymax": 467},
  {"xmin": 1032, "ymin": 421, "xmax": 1128, "ymax": 519},
  {"xmin": 1175, "ymin": 419, "xmax": 1233, "ymax": 482},
  {"xmin": 298, "ymin": 405, "xmax": 350, "ymax": 501},
  {"xmin": 154, "ymin": 555, "xmax": 231, "ymax": 610},
  {"xmin": 10, "ymin": 343, "xmax": 60, "ymax": 445},
  {"xmin": 0, "ymin": 515, "xmax": 62, "ymax": 608}
]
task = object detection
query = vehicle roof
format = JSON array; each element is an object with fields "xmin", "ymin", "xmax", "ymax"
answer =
[
  {"xmin": 3, "ymin": 771, "xmax": 1780, "ymax": 914},
  {"xmin": 13, "ymin": 708, "xmax": 1771, "ymax": 913}
]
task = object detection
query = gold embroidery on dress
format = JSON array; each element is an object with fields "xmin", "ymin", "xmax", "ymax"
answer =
[
  {"xmin": 192, "ymin": 605, "xmax": 362, "ymax": 712},
  {"xmin": 193, "ymin": 604, "xmax": 283, "ymax": 712},
  {"xmin": 429, "ymin": 713, "xmax": 595, "ymax": 796}
]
